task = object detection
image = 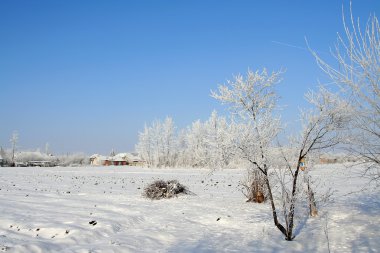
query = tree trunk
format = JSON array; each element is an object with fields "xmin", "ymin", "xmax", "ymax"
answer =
[
  {"xmin": 307, "ymin": 178, "xmax": 318, "ymax": 217},
  {"xmin": 286, "ymin": 165, "xmax": 301, "ymax": 241},
  {"xmin": 264, "ymin": 175, "xmax": 288, "ymax": 238}
]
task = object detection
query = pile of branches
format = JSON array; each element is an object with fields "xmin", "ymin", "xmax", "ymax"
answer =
[{"xmin": 143, "ymin": 180, "xmax": 191, "ymax": 200}]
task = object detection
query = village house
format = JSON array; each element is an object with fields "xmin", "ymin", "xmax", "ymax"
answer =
[
  {"xmin": 112, "ymin": 153, "xmax": 128, "ymax": 166},
  {"xmin": 126, "ymin": 153, "xmax": 145, "ymax": 166},
  {"xmin": 90, "ymin": 153, "xmax": 144, "ymax": 166},
  {"xmin": 89, "ymin": 154, "xmax": 109, "ymax": 166}
]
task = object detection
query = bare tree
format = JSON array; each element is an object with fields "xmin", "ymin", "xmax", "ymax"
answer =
[
  {"xmin": 310, "ymin": 3, "xmax": 380, "ymax": 184},
  {"xmin": 212, "ymin": 70, "xmax": 347, "ymax": 240}
]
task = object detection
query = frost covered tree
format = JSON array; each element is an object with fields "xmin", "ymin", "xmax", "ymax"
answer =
[
  {"xmin": 136, "ymin": 117, "xmax": 177, "ymax": 167},
  {"xmin": 136, "ymin": 113, "xmax": 237, "ymax": 168},
  {"xmin": 136, "ymin": 124, "xmax": 154, "ymax": 167},
  {"xmin": 276, "ymin": 87, "xmax": 349, "ymax": 238},
  {"xmin": 310, "ymin": 4, "xmax": 380, "ymax": 184},
  {"xmin": 212, "ymin": 69, "xmax": 347, "ymax": 240},
  {"xmin": 15, "ymin": 150, "xmax": 56, "ymax": 164},
  {"xmin": 183, "ymin": 111, "xmax": 237, "ymax": 168},
  {"xmin": 136, "ymin": 122, "xmax": 160, "ymax": 167},
  {"xmin": 185, "ymin": 119, "xmax": 209, "ymax": 167},
  {"xmin": 10, "ymin": 131, "xmax": 18, "ymax": 165},
  {"xmin": 212, "ymin": 69, "xmax": 289, "ymax": 238},
  {"xmin": 161, "ymin": 117, "xmax": 177, "ymax": 167},
  {"xmin": 175, "ymin": 129, "xmax": 189, "ymax": 166},
  {"xmin": 204, "ymin": 111, "xmax": 237, "ymax": 168},
  {"xmin": 57, "ymin": 153, "xmax": 88, "ymax": 166}
]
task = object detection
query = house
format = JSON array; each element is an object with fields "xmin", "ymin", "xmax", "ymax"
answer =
[
  {"xmin": 113, "ymin": 153, "xmax": 144, "ymax": 166},
  {"xmin": 125, "ymin": 153, "xmax": 144, "ymax": 166},
  {"xmin": 89, "ymin": 153, "xmax": 144, "ymax": 166},
  {"xmin": 112, "ymin": 158, "xmax": 127, "ymax": 166},
  {"xmin": 112, "ymin": 153, "xmax": 129, "ymax": 166},
  {"xmin": 90, "ymin": 154, "xmax": 110, "ymax": 166}
]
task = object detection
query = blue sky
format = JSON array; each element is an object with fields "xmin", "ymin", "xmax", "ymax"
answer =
[{"xmin": 0, "ymin": 0, "xmax": 378, "ymax": 155}]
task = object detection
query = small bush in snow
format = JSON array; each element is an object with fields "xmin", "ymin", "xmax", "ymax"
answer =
[
  {"xmin": 143, "ymin": 180, "xmax": 190, "ymax": 200},
  {"xmin": 240, "ymin": 170, "xmax": 267, "ymax": 203}
]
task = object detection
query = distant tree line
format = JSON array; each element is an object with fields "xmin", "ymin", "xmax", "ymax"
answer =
[
  {"xmin": 136, "ymin": 111, "xmax": 249, "ymax": 169},
  {"xmin": 0, "ymin": 142, "xmax": 89, "ymax": 167}
]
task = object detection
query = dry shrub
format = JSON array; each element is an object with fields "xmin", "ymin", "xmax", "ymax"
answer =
[
  {"xmin": 143, "ymin": 180, "xmax": 190, "ymax": 200},
  {"xmin": 240, "ymin": 170, "xmax": 268, "ymax": 203}
]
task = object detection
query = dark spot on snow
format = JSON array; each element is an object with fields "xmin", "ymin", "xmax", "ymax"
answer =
[
  {"xmin": 216, "ymin": 217, "xmax": 221, "ymax": 221},
  {"xmin": 89, "ymin": 220, "xmax": 97, "ymax": 226},
  {"xmin": 65, "ymin": 230, "xmax": 70, "ymax": 234},
  {"xmin": 36, "ymin": 228, "xmax": 40, "ymax": 231},
  {"xmin": 1, "ymin": 246, "xmax": 10, "ymax": 251}
]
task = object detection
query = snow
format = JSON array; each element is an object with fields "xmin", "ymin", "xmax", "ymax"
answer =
[{"xmin": 0, "ymin": 165, "xmax": 379, "ymax": 252}]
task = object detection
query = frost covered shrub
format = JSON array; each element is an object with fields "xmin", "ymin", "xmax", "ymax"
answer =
[
  {"xmin": 143, "ymin": 180, "xmax": 190, "ymax": 200},
  {"xmin": 57, "ymin": 153, "xmax": 89, "ymax": 166},
  {"xmin": 15, "ymin": 151, "xmax": 56, "ymax": 163},
  {"xmin": 241, "ymin": 170, "xmax": 268, "ymax": 203}
]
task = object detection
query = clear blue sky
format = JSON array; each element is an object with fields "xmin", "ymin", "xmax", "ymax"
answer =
[{"xmin": 0, "ymin": 0, "xmax": 378, "ymax": 155}]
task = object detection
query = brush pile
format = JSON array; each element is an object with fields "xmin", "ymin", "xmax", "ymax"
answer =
[{"xmin": 143, "ymin": 180, "xmax": 190, "ymax": 200}]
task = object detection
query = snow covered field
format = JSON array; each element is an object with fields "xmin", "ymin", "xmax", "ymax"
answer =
[{"xmin": 0, "ymin": 165, "xmax": 379, "ymax": 253}]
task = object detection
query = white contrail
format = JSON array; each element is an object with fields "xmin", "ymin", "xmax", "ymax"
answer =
[
  {"xmin": 272, "ymin": 39, "xmax": 329, "ymax": 55},
  {"xmin": 271, "ymin": 40, "xmax": 308, "ymax": 51}
]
